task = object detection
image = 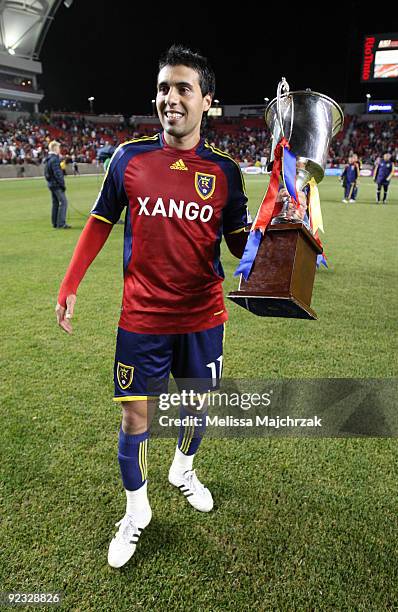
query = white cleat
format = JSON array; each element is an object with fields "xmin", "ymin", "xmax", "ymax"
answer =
[
  {"xmin": 168, "ymin": 468, "xmax": 213, "ymax": 512},
  {"xmin": 108, "ymin": 510, "xmax": 151, "ymax": 568},
  {"xmin": 349, "ymin": 199, "xmax": 356, "ymax": 203},
  {"xmin": 342, "ymin": 199, "xmax": 348, "ymax": 203}
]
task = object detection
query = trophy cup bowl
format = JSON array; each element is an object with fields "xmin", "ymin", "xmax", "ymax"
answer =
[
  {"xmin": 266, "ymin": 89, "xmax": 344, "ymax": 223},
  {"xmin": 227, "ymin": 85, "xmax": 344, "ymax": 320}
]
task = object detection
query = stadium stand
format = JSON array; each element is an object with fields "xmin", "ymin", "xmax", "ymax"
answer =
[{"xmin": 0, "ymin": 112, "xmax": 397, "ymax": 170}]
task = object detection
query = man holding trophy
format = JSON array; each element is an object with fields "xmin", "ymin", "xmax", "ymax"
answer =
[
  {"xmin": 55, "ymin": 46, "xmax": 340, "ymax": 569},
  {"xmin": 56, "ymin": 45, "xmax": 302, "ymax": 569}
]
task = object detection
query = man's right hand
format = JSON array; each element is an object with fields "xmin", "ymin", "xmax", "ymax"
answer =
[
  {"xmin": 55, "ymin": 294, "xmax": 76, "ymax": 334},
  {"xmin": 277, "ymin": 188, "xmax": 307, "ymax": 220}
]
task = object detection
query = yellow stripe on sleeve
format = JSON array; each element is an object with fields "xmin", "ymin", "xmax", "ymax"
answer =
[{"xmin": 90, "ymin": 213, "xmax": 113, "ymax": 225}]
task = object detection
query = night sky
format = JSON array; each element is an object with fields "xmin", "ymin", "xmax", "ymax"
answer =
[{"xmin": 39, "ymin": 1, "xmax": 397, "ymax": 115}]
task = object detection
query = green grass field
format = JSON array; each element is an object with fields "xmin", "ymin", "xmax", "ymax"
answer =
[{"xmin": 1, "ymin": 174, "xmax": 397, "ymax": 611}]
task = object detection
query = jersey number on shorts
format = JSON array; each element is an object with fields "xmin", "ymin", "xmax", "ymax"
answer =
[{"xmin": 206, "ymin": 356, "xmax": 223, "ymax": 387}]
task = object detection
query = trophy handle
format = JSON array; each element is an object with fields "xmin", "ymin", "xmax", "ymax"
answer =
[{"xmin": 276, "ymin": 78, "xmax": 294, "ymax": 142}]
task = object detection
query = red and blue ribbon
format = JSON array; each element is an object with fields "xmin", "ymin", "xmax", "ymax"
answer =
[{"xmin": 235, "ymin": 138, "xmax": 298, "ymax": 280}]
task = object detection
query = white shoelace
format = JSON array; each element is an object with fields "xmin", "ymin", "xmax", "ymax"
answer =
[
  {"xmin": 185, "ymin": 469, "xmax": 206, "ymax": 494},
  {"xmin": 114, "ymin": 515, "xmax": 140, "ymax": 545}
]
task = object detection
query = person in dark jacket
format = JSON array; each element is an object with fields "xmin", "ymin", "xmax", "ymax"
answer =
[{"xmin": 44, "ymin": 140, "xmax": 71, "ymax": 228}]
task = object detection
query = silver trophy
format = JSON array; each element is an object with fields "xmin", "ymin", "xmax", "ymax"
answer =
[
  {"xmin": 228, "ymin": 79, "xmax": 344, "ymax": 320},
  {"xmin": 265, "ymin": 78, "xmax": 344, "ymax": 225}
]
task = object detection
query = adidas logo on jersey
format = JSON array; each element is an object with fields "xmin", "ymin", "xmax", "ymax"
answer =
[
  {"xmin": 170, "ymin": 159, "xmax": 188, "ymax": 171},
  {"xmin": 137, "ymin": 196, "xmax": 213, "ymax": 222}
]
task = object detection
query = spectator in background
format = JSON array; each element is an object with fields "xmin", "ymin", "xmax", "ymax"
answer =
[{"xmin": 44, "ymin": 140, "xmax": 71, "ymax": 229}]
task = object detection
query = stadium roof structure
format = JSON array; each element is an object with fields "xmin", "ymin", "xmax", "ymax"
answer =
[
  {"xmin": 0, "ymin": 0, "xmax": 64, "ymax": 61},
  {"xmin": 0, "ymin": 0, "xmax": 68, "ymax": 109}
]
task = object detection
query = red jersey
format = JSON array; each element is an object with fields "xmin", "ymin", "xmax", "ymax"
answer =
[{"xmin": 91, "ymin": 132, "xmax": 250, "ymax": 334}]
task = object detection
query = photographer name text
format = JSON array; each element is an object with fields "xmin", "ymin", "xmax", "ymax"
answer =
[{"xmin": 158, "ymin": 415, "xmax": 322, "ymax": 429}]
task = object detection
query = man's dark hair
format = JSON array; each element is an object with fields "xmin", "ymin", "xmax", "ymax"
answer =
[{"xmin": 158, "ymin": 44, "xmax": 216, "ymax": 98}]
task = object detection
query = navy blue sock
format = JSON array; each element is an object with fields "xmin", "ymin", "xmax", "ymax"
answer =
[
  {"xmin": 177, "ymin": 405, "xmax": 207, "ymax": 456},
  {"xmin": 118, "ymin": 425, "xmax": 149, "ymax": 491}
]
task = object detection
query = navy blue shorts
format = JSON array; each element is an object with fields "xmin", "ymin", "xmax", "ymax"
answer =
[{"xmin": 113, "ymin": 324, "xmax": 225, "ymax": 402}]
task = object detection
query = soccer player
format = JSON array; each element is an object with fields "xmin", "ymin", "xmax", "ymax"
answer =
[
  {"xmin": 341, "ymin": 154, "xmax": 360, "ymax": 203},
  {"xmin": 374, "ymin": 152, "xmax": 395, "ymax": 204},
  {"xmin": 55, "ymin": 44, "xmax": 305, "ymax": 569}
]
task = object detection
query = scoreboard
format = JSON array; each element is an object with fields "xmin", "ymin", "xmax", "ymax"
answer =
[{"xmin": 361, "ymin": 34, "xmax": 398, "ymax": 82}]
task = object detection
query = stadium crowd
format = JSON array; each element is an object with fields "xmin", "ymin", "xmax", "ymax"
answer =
[
  {"xmin": 336, "ymin": 117, "xmax": 398, "ymax": 164},
  {"xmin": 0, "ymin": 112, "xmax": 397, "ymax": 168},
  {"xmin": 0, "ymin": 113, "xmax": 127, "ymax": 166}
]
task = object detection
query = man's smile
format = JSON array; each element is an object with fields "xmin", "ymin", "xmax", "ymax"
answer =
[{"xmin": 164, "ymin": 110, "xmax": 185, "ymax": 122}]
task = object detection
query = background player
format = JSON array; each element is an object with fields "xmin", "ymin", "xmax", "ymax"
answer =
[
  {"xmin": 341, "ymin": 154, "xmax": 360, "ymax": 203},
  {"xmin": 374, "ymin": 152, "xmax": 395, "ymax": 204}
]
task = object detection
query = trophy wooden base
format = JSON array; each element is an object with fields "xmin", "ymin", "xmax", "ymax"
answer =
[{"xmin": 228, "ymin": 223, "xmax": 323, "ymax": 320}]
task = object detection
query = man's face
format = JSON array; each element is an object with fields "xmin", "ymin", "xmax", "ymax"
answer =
[
  {"xmin": 53, "ymin": 144, "xmax": 60, "ymax": 155},
  {"xmin": 384, "ymin": 153, "xmax": 391, "ymax": 161},
  {"xmin": 348, "ymin": 156, "xmax": 354, "ymax": 164},
  {"xmin": 156, "ymin": 64, "xmax": 212, "ymax": 139}
]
